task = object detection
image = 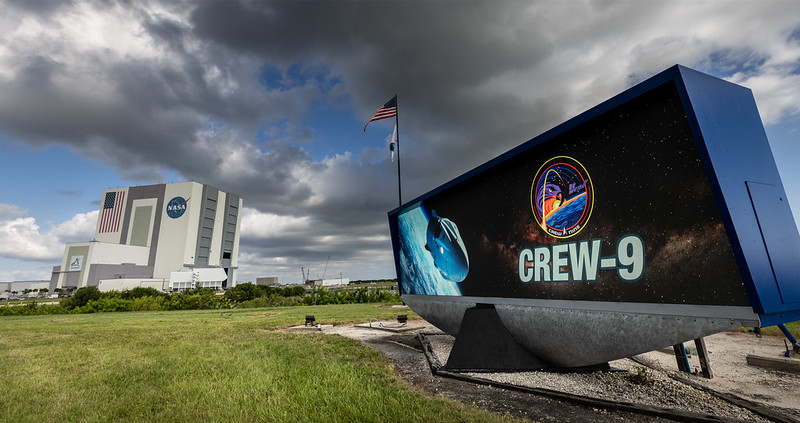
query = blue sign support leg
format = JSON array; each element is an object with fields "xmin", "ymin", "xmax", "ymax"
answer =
[{"xmin": 673, "ymin": 343, "xmax": 691, "ymax": 373}]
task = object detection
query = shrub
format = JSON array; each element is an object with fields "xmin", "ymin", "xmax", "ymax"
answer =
[
  {"xmin": 282, "ymin": 286, "xmax": 306, "ymax": 297},
  {"xmin": 100, "ymin": 290, "xmax": 124, "ymax": 299},
  {"xmin": 0, "ymin": 283, "xmax": 399, "ymax": 316},
  {"xmin": 130, "ymin": 295, "xmax": 166, "ymax": 311},
  {"xmin": 301, "ymin": 287, "xmax": 338, "ymax": 306},
  {"xmin": 223, "ymin": 284, "xmax": 309, "ymax": 305},
  {"xmin": 124, "ymin": 287, "xmax": 168, "ymax": 300},
  {"xmin": 298, "ymin": 287, "xmax": 400, "ymax": 306},
  {"xmin": 183, "ymin": 293, "xmax": 218, "ymax": 310},
  {"xmin": 238, "ymin": 296, "xmax": 270, "ymax": 308},
  {"xmin": 59, "ymin": 296, "xmax": 73, "ymax": 309},
  {"xmin": 69, "ymin": 286, "xmax": 102, "ymax": 309},
  {"xmin": 223, "ymin": 283, "xmax": 260, "ymax": 303},
  {"xmin": 239, "ymin": 293, "xmax": 300, "ymax": 308},
  {"xmin": 166, "ymin": 287, "xmax": 219, "ymax": 310},
  {"xmin": 0, "ymin": 303, "xmax": 70, "ymax": 316},
  {"xmin": 74, "ymin": 297, "xmax": 132, "ymax": 313}
]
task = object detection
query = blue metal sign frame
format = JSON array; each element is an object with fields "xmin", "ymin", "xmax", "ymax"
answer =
[{"xmin": 389, "ymin": 65, "xmax": 800, "ymax": 328}]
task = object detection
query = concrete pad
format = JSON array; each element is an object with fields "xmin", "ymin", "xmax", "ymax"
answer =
[
  {"xmin": 287, "ymin": 324, "xmax": 334, "ymax": 332},
  {"xmin": 353, "ymin": 320, "xmax": 423, "ymax": 333}
]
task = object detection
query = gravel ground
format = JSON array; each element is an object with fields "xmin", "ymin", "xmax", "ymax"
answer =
[
  {"xmin": 632, "ymin": 331, "xmax": 800, "ymax": 413},
  {"xmin": 296, "ymin": 317, "xmax": 799, "ymax": 422},
  {"xmin": 428, "ymin": 334, "xmax": 772, "ymax": 422}
]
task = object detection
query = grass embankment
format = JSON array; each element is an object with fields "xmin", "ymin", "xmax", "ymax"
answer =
[
  {"xmin": 0, "ymin": 304, "xmax": 522, "ymax": 423},
  {"xmin": 729, "ymin": 320, "xmax": 800, "ymax": 338}
]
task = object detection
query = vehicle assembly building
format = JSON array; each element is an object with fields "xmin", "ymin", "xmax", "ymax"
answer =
[{"xmin": 51, "ymin": 181, "xmax": 242, "ymax": 292}]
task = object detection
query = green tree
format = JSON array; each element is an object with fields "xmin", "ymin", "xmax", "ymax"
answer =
[
  {"xmin": 284, "ymin": 286, "xmax": 307, "ymax": 297},
  {"xmin": 69, "ymin": 286, "xmax": 102, "ymax": 309},
  {"xmin": 166, "ymin": 287, "xmax": 218, "ymax": 310},
  {"xmin": 130, "ymin": 295, "xmax": 166, "ymax": 311},
  {"xmin": 223, "ymin": 283, "xmax": 260, "ymax": 303},
  {"xmin": 75, "ymin": 297, "xmax": 132, "ymax": 313},
  {"xmin": 122, "ymin": 287, "xmax": 166, "ymax": 300}
]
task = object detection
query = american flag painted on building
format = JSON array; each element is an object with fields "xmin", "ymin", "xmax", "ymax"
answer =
[{"xmin": 99, "ymin": 190, "xmax": 125, "ymax": 233}]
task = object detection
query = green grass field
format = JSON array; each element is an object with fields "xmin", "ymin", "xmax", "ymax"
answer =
[
  {"xmin": 730, "ymin": 320, "xmax": 800, "ymax": 337},
  {"xmin": 0, "ymin": 304, "xmax": 523, "ymax": 423}
]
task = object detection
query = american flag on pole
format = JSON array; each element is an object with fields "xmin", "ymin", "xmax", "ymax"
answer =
[
  {"xmin": 363, "ymin": 95, "xmax": 397, "ymax": 131},
  {"xmin": 99, "ymin": 190, "xmax": 125, "ymax": 233}
]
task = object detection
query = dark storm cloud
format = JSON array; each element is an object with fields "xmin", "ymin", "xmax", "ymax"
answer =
[
  {"xmin": 5, "ymin": 0, "xmax": 73, "ymax": 15},
  {"xmin": 240, "ymin": 225, "xmax": 387, "ymax": 263},
  {"xmin": 142, "ymin": 14, "xmax": 189, "ymax": 54},
  {"xmin": 0, "ymin": 0, "xmax": 623, "ymax": 234},
  {"xmin": 2, "ymin": 0, "xmax": 800, "ymax": 281},
  {"xmin": 188, "ymin": 1, "xmax": 561, "ymax": 184},
  {"xmin": 0, "ymin": 1, "xmax": 321, "ymax": 194},
  {"xmin": 190, "ymin": 1, "xmax": 542, "ymax": 83}
]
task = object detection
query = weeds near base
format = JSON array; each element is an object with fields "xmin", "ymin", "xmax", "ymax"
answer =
[{"xmin": 628, "ymin": 366, "xmax": 653, "ymax": 385}]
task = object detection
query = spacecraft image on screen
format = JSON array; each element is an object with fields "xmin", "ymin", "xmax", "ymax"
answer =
[
  {"xmin": 396, "ymin": 207, "xmax": 463, "ymax": 296},
  {"xmin": 425, "ymin": 210, "xmax": 470, "ymax": 282}
]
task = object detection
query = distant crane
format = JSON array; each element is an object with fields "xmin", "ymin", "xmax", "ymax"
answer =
[
  {"xmin": 300, "ymin": 267, "xmax": 311, "ymax": 285},
  {"xmin": 314, "ymin": 255, "xmax": 331, "ymax": 281}
]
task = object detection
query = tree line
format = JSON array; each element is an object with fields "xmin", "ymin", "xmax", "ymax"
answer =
[{"xmin": 0, "ymin": 283, "xmax": 401, "ymax": 316}]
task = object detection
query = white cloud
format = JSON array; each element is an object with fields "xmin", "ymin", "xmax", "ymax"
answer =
[
  {"xmin": 0, "ymin": 267, "xmax": 52, "ymax": 283},
  {"xmin": 0, "ymin": 217, "xmax": 61, "ymax": 260},
  {"xmin": 0, "ymin": 203, "xmax": 27, "ymax": 218},
  {"xmin": 734, "ymin": 72, "xmax": 800, "ymax": 125},
  {"xmin": 240, "ymin": 207, "xmax": 312, "ymax": 239},
  {"xmin": 2, "ymin": 0, "xmax": 800, "ymax": 283},
  {"xmin": 51, "ymin": 210, "xmax": 98, "ymax": 242},
  {"xmin": 0, "ymin": 211, "xmax": 97, "ymax": 261}
]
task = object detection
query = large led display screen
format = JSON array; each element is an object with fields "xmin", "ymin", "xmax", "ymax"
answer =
[{"xmin": 396, "ymin": 80, "xmax": 751, "ymax": 306}]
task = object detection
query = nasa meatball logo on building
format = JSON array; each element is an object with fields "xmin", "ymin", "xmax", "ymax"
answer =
[
  {"xmin": 166, "ymin": 196, "xmax": 189, "ymax": 219},
  {"xmin": 530, "ymin": 156, "xmax": 593, "ymax": 238}
]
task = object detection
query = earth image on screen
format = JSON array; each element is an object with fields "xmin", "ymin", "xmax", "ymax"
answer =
[{"xmin": 545, "ymin": 191, "xmax": 588, "ymax": 235}]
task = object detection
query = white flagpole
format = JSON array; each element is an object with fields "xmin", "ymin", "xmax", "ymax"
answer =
[{"xmin": 394, "ymin": 95, "xmax": 401, "ymax": 207}]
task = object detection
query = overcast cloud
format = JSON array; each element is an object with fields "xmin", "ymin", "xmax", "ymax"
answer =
[{"xmin": 1, "ymin": 1, "xmax": 799, "ymax": 283}]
